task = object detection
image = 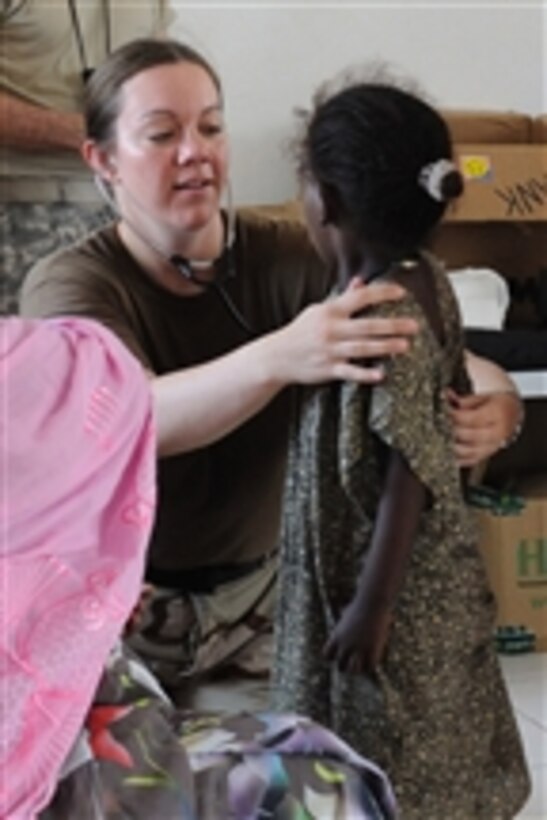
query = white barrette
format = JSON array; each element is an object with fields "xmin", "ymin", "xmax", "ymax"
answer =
[{"xmin": 417, "ymin": 159, "xmax": 457, "ymax": 202}]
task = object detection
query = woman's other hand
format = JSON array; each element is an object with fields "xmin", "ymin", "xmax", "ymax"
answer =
[{"xmin": 447, "ymin": 389, "xmax": 523, "ymax": 467}]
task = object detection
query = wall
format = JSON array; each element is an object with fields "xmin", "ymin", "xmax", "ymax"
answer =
[{"xmin": 171, "ymin": 2, "xmax": 546, "ymax": 205}]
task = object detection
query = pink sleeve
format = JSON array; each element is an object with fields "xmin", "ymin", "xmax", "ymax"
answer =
[{"xmin": 0, "ymin": 316, "xmax": 156, "ymax": 818}]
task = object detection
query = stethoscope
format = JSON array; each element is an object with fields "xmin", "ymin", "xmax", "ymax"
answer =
[
  {"xmin": 94, "ymin": 175, "xmax": 255, "ymax": 338},
  {"xmin": 169, "ymin": 211, "xmax": 255, "ymax": 338},
  {"xmin": 69, "ymin": 0, "xmax": 253, "ymax": 336}
]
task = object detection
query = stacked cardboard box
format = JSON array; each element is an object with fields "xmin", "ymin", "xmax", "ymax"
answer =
[
  {"xmin": 450, "ymin": 144, "xmax": 547, "ymax": 222},
  {"xmin": 475, "ymin": 475, "xmax": 547, "ymax": 651},
  {"xmin": 443, "ymin": 109, "xmax": 546, "ymax": 223},
  {"xmin": 434, "ymin": 110, "xmax": 547, "ymax": 320},
  {"xmin": 437, "ymin": 112, "xmax": 547, "ymax": 651}
]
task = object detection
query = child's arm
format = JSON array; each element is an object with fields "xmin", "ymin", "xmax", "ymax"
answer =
[{"xmin": 324, "ymin": 447, "xmax": 428, "ymax": 676}]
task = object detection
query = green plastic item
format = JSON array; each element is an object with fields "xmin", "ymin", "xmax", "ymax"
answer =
[
  {"xmin": 495, "ymin": 625, "xmax": 536, "ymax": 654},
  {"xmin": 467, "ymin": 485, "xmax": 526, "ymax": 517}
]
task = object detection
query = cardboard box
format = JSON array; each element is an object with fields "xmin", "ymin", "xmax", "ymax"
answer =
[
  {"xmin": 532, "ymin": 114, "xmax": 547, "ymax": 144},
  {"xmin": 446, "ymin": 144, "xmax": 547, "ymax": 222},
  {"xmin": 475, "ymin": 475, "xmax": 547, "ymax": 651},
  {"xmin": 442, "ymin": 109, "xmax": 532, "ymax": 144}
]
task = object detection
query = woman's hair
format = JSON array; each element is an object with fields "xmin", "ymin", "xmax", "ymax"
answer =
[
  {"xmin": 297, "ymin": 76, "xmax": 463, "ymax": 253},
  {"xmin": 84, "ymin": 38, "xmax": 223, "ymax": 145}
]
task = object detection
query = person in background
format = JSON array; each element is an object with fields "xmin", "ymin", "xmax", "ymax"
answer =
[
  {"xmin": 271, "ymin": 74, "xmax": 530, "ymax": 819},
  {"xmin": 20, "ymin": 38, "xmax": 523, "ymax": 713},
  {"xmin": 1, "ymin": 315, "xmax": 397, "ymax": 820},
  {"xmin": 0, "ymin": 0, "xmax": 171, "ymax": 315}
]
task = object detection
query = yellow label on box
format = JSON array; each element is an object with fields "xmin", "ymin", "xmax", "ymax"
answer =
[{"xmin": 460, "ymin": 154, "xmax": 492, "ymax": 181}]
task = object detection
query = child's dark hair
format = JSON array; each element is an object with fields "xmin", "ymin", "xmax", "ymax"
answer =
[{"xmin": 298, "ymin": 82, "xmax": 463, "ymax": 254}]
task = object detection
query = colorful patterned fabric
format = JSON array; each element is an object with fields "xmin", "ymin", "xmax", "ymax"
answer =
[
  {"xmin": 0, "ymin": 317, "xmax": 155, "ymax": 818},
  {"xmin": 40, "ymin": 643, "xmax": 397, "ymax": 820}
]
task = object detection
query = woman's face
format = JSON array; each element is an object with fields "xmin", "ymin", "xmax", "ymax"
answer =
[{"xmin": 109, "ymin": 61, "xmax": 229, "ymax": 242}]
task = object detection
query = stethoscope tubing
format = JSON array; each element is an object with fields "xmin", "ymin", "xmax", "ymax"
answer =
[{"xmin": 94, "ymin": 175, "xmax": 255, "ymax": 337}]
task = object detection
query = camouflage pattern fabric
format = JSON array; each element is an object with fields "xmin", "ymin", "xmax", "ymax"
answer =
[
  {"xmin": 1, "ymin": 202, "xmax": 112, "ymax": 315},
  {"xmin": 127, "ymin": 556, "xmax": 277, "ymax": 707}
]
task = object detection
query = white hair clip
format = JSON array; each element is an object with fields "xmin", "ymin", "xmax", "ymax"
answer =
[{"xmin": 418, "ymin": 158, "xmax": 457, "ymax": 202}]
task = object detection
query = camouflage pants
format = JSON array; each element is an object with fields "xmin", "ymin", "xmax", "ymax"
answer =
[
  {"xmin": 127, "ymin": 554, "xmax": 277, "ymax": 710},
  {"xmin": 0, "ymin": 201, "xmax": 112, "ymax": 315}
]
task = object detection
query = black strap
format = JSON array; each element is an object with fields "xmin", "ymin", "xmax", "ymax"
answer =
[
  {"xmin": 67, "ymin": 0, "xmax": 110, "ymax": 83},
  {"xmin": 148, "ymin": 552, "xmax": 277, "ymax": 594}
]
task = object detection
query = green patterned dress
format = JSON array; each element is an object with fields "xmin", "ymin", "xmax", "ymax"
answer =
[{"xmin": 272, "ymin": 256, "xmax": 530, "ymax": 819}]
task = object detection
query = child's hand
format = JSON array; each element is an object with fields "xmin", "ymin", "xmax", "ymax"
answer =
[{"xmin": 323, "ymin": 598, "xmax": 392, "ymax": 676}]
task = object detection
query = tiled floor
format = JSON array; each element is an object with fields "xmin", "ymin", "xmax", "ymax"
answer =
[{"xmin": 501, "ymin": 652, "xmax": 547, "ymax": 819}]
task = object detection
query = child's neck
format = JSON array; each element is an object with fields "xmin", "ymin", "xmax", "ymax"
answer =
[
  {"xmin": 339, "ymin": 249, "xmax": 421, "ymax": 286},
  {"xmin": 363, "ymin": 253, "xmax": 421, "ymax": 284},
  {"xmin": 334, "ymin": 233, "xmax": 423, "ymax": 287}
]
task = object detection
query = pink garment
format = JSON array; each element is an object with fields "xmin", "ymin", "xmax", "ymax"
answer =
[{"xmin": 0, "ymin": 317, "xmax": 156, "ymax": 819}]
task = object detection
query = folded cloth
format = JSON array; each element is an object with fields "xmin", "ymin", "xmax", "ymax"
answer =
[{"xmin": 0, "ymin": 317, "xmax": 155, "ymax": 819}]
